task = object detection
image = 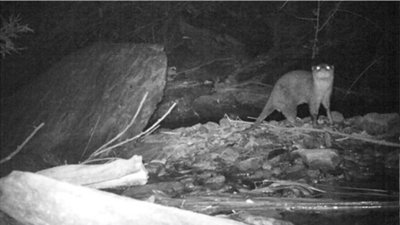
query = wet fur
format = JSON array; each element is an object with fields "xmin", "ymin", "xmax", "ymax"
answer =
[{"xmin": 254, "ymin": 64, "xmax": 334, "ymax": 125}]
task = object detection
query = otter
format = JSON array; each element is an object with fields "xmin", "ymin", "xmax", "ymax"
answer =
[{"xmin": 253, "ymin": 64, "xmax": 334, "ymax": 126}]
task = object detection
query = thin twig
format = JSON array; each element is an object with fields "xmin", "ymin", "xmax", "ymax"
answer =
[
  {"xmin": 85, "ymin": 102, "xmax": 177, "ymax": 161},
  {"xmin": 337, "ymin": 9, "xmax": 382, "ymax": 31},
  {"xmin": 81, "ymin": 157, "xmax": 119, "ymax": 165},
  {"xmin": 143, "ymin": 102, "xmax": 177, "ymax": 134},
  {"xmin": 0, "ymin": 123, "xmax": 45, "ymax": 164},
  {"xmin": 81, "ymin": 115, "xmax": 101, "ymax": 160},
  {"xmin": 262, "ymin": 179, "xmax": 326, "ymax": 193},
  {"xmin": 144, "ymin": 124, "xmax": 160, "ymax": 136},
  {"xmin": 288, "ymin": 13, "xmax": 316, "ymax": 21},
  {"xmin": 344, "ymin": 57, "xmax": 382, "ymax": 99},
  {"xmin": 176, "ymin": 58, "xmax": 234, "ymax": 76},
  {"xmin": 278, "ymin": 1, "xmax": 289, "ymax": 11},
  {"xmin": 319, "ymin": 1, "xmax": 342, "ymax": 31},
  {"xmin": 262, "ymin": 123, "xmax": 400, "ymax": 148},
  {"xmin": 311, "ymin": 0, "xmax": 321, "ymax": 59},
  {"xmin": 93, "ymin": 92, "xmax": 148, "ymax": 155},
  {"xmin": 236, "ymin": 119, "xmax": 399, "ymax": 148}
]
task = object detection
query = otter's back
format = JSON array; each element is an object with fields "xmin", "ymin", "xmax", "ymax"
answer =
[{"xmin": 270, "ymin": 70, "xmax": 314, "ymax": 105}]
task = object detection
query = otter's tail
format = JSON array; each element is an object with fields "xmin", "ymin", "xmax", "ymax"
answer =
[{"xmin": 253, "ymin": 99, "xmax": 274, "ymax": 126}]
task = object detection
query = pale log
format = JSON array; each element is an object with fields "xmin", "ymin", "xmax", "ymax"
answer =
[
  {"xmin": 36, "ymin": 155, "xmax": 148, "ymax": 189},
  {"xmin": 0, "ymin": 171, "xmax": 245, "ymax": 225}
]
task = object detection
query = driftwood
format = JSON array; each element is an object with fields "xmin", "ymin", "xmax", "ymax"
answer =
[
  {"xmin": 37, "ymin": 155, "xmax": 147, "ymax": 189},
  {"xmin": 0, "ymin": 171, "xmax": 246, "ymax": 225},
  {"xmin": 256, "ymin": 121, "xmax": 400, "ymax": 147},
  {"xmin": 154, "ymin": 193, "xmax": 399, "ymax": 215}
]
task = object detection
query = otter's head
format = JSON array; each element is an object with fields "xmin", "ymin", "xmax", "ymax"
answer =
[{"xmin": 312, "ymin": 64, "xmax": 334, "ymax": 80}]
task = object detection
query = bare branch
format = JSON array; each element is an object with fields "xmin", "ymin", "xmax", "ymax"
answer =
[
  {"xmin": 0, "ymin": 123, "xmax": 45, "ymax": 164},
  {"xmin": 311, "ymin": 0, "xmax": 321, "ymax": 59},
  {"xmin": 338, "ymin": 9, "xmax": 382, "ymax": 31},
  {"xmin": 88, "ymin": 102, "xmax": 177, "ymax": 159},
  {"xmin": 344, "ymin": 56, "xmax": 383, "ymax": 99},
  {"xmin": 278, "ymin": 1, "xmax": 289, "ymax": 11},
  {"xmin": 80, "ymin": 115, "xmax": 101, "ymax": 160},
  {"xmin": 319, "ymin": 1, "xmax": 342, "ymax": 31}
]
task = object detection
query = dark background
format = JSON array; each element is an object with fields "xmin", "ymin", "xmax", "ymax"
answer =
[{"xmin": 1, "ymin": 1, "xmax": 399, "ymax": 116}]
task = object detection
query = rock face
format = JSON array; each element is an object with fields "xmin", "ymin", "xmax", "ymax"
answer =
[{"xmin": 1, "ymin": 43, "xmax": 167, "ymax": 172}]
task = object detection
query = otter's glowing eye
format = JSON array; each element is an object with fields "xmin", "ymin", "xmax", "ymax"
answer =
[
  {"xmin": 326, "ymin": 66, "xmax": 330, "ymax": 70},
  {"xmin": 316, "ymin": 66, "xmax": 320, "ymax": 70}
]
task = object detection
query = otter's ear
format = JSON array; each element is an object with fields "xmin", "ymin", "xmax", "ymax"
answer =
[
  {"xmin": 331, "ymin": 65, "xmax": 334, "ymax": 70},
  {"xmin": 312, "ymin": 65, "xmax": 316, "ymax": 71}
]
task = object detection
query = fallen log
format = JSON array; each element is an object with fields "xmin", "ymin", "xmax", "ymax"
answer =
[
  {"xmin": 0, "ymin": 171, "xmax": 245, "ymax": 225},
  {"xmin": 36, "ymin": 155, "xmax": 147, "ymax": 189},
  {"xmin": 154, "ymin": 192, "xmax": 399, "ymax": 215}
]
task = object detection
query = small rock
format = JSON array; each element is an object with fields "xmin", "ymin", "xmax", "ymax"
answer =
[
  {"xmin": 324, "ymin": 132, "xmax": 332, "ymax": 148},
  {"xmin": 122, "ymin": 181, "xmax": 185, "ymax": 199},
  {"xmin": 248, "ymin": 169, "xmax": 273, "ymax": 180},
  {"xmin": 291, "ymin": 148, "xmax": 340, "ymax": 171},
  {"xmin": 267, "ymin": 148, "xmax": 287, "ymax": 160},
  {"xmin": 262, "ymin": 160, "xmax": 273, "ymax": 170},
  {"xmin": 179, "ymin": 177, "xmax": 196, "ymax": 190},
  {"xmin": 302, "ymin": 136, "xmax": 325, "ymax": 149},
  {"xmin": 198, "ymin": 125, "xmax": 209, "ymax": 134},
  {"xmin": 237, "ymin": 157, "xmax": 263, "ymax": 171},
  {"xmin": 146, "ymin": 162, "xmax": 166, "ymax": 177},
  {"xmin": 203, "ymin": 121, "xmax": 220, "ymax": 130},
  {"xmin": 204, "ymin": 174, "xmax": 226, "ymax": 190},
  {"xmin": 331, "ymin": 111, "xmax": 344, "ymax": 123},
  {"xmin": 192, "ymin": 160, "xmax": 218, "ymax": 171},
  {"xmin": 285, "ymin": 163, "xmax": 307, "ymax": 180},
  {"xmin": 219, "ymin": 117, "xmax": 231, "ymax": 128},
  {"xmin": 307, "ymin": 169, "xmax": 322, "ymax": 179},
  {"xmin": 220, "ymin": 147, "xmax": 240, "ymax": 164},
  {"xmin": 197, "ymin": 172, "xmax": 226, "ymax": 190},
  {"xmin": 272, "ymin": 167, "xmax": 283, "ymax": 176}
]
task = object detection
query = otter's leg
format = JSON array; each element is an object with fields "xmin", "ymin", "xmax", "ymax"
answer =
[
  {"xmin": 309, "ymin": 100, "xmax": 321, "ymax": 126},
  {"xmin": 281, "ymin": 104, "xmax": 297, "ymax": 124},
  {"xmin": 322, "ymin": 95, "xmax": 333, "ymax": 124}
]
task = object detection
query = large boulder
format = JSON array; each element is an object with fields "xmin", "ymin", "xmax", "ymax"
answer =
[{"xmin": 1, "ymin": 43, "xmax": 167, "ymax": 174}]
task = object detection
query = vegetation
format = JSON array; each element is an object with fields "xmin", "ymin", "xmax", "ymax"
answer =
[
  {"xmin": 0, "ymin": 14, "xmax": 33, "ymax": 58},
  {"xmin": 1, "ymin": 2, "xmax": 398, "ymax": 105}
]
